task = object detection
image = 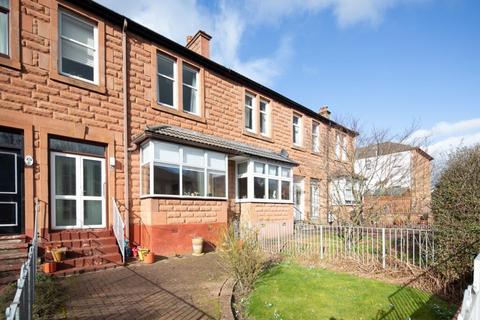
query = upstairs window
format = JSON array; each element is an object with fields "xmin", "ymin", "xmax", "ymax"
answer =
[
  {"xmin": 293, "ymin": 114, "xmax": 302, "ymax": 146},
  {"xmin": 336, "ymin": 133, "xmax": 347, "ymax": 161},
  {"xmin": 244, "ymin": 93, "xmax": 255, "ymax": 132},
  {"xmin": 59, "ymin": 9, "xmax": 98, "ymax": 83},
  {"xmin": 259, "ymin": 100, "xmax": 269, "ymax": 136},
  {"xmin": 182, "ymin": 64, "xmax": 199, "ymax": 114},
  {"xmin": 0, "ymin": 0, "xmax": 9, "ymax": 56},
  {"xmin": 312, "ymin": 122, "xmax": 320, "ymax": 153},
  {"xmin": 157, "ymin": 53, "xmax": 176, "ymax": 107}
]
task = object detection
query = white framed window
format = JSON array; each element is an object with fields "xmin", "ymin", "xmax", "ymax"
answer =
[
  {"xmin": 157, "ymin": 53, "xmax": 176, "ymax": 108},
  {"xmin": 336, "ymin": 133, "xmax": 347, "ymax": 161},
  {"xmin": 140, "ymin": 141, "xmax": 227, "ymax": 199},
  {"xmin": 182, "ymin": 63, "xmax": 199, "ymax": 115},
  {"xmin": 259, "ymin": 100, "xmax": 269, "ymax": 136},
  {"xmin": 235, "ymin": 159, "xmax": 292, "ymax": 203},
  {"xmin": 244, "ymin": 93, "xmax": 255, "ymax": 132},
  {"xmin": 0, "ymin": 0, "xmax": 9, "ymax": 56},
  {"xmin": 293, "ymin": 114, "xmax": 302, "ymax": 146},
  {"xmin": 330, "ymin": 178, "xmax": 356, "ymax": 205},
  {"xmin": 59, "ymin": 9, "xmax": 98, "ymax": 84},
  {"xmin": 312, "ymin": 122, "xmax": 320, "ymax": 153}
]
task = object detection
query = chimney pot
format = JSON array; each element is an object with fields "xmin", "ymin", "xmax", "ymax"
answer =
[
  {"xmin": 186, "ymin": 30, "xmax": 212, "ymax": 59},
  {"xmin": 319, "ymin": 105, "xmax": 331, "ymax": 119}
]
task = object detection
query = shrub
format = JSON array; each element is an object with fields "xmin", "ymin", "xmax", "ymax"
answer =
[
  {"xmin": 432, "ymin": 145, "xmax": 480, "ymax": 293},
  {"xmin": 218, "ymin": 226, "xmax": 267, "ymax": 294}
]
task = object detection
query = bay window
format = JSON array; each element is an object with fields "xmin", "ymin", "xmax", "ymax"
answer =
[
  {"xmin": 236, "ymin": 160, "xmax": 293, "ymax": 202},
  {"xmin": 141, "ymin": 141, "xmax": 227, "ymax": 198},
  {"xmin": 59, "ymin": 9, "xmax": 98, "ymax": 83}
]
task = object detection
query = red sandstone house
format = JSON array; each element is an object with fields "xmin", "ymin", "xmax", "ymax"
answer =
[{"xmin": 0, "ymin": 0, "xmax": 356, "ymax": 276}]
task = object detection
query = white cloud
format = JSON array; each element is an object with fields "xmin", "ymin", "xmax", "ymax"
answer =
[
  {"xmin": 95, "ymin": 0, "xmax": 423, "ymax": 86},
  {"xmin": 413, "ymin": 118, "xmax": 480, "ymax": 156}
]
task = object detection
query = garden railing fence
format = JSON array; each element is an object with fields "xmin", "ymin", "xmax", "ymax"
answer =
[
  {"xmin": 5, "ymin": 199, "xmax": 40, "ymax": 320},
  {"xmin": 458, "ymin": 253, "xmax": 480, "ymax": 320},
  {"xmin": 252, "ymin": 221, "xmax": 435, "ymax": 269},
  {"xmin": 112, "ymin": 198, "xmax": 126, "ymax": 264}
]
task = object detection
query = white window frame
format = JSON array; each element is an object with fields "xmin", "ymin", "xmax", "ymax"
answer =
[
  {"xmin": 157, "ymin": 53, "xmax": 177, "ymax": 108},
  {"xmin": 244, "ymin": 93, "xmax": 256, "ymax": 133},
  {"xmin": 182, "ymin": 63, "xmax": 199, "ymax": 115},
  {"xmin": 140, "ymin": 141, "xmax": 228, "ymax": 200},
  {"xmin": 235, "ymin": 159, "xmax": 293, "ymax": 203},
  {"xmin": 0, "ymin": 0, "xmax": 10, "ymax": 56},
  {"xmin": 293, "ymin": 114, "xmax": 302, "ymax": 146},
  {"xmin": 58, "ymin": 9, "xmax": 99, "ymax": 84},
  {"xmin": 312, "ymin": 122, "xmax": 320, "ymax": 153},
  {"xmin": 336, "ymin": 133, "xmax": 347, "ymax": 161},
  {"xmin": 259, "ymin": 99, "xmax": 269, "ymax": 136}
]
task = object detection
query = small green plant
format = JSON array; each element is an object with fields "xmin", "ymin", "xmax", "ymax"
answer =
[{"xmin": 218, "ymin": 226, "xmax": 267, "ymax": 294}]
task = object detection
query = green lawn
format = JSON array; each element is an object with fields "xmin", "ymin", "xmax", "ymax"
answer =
[{"xmin": 246, "ymin": 263, "xmax": 456, "ymax": 320}]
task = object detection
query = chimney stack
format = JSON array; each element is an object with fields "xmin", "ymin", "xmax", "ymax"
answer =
[
  {"xmin": 319, "ymin": 105, "xmax": 331, "ymax": 119},
  {"xmin": 186, "ymin": 30, "xmax": 212, "ymax": 59}
]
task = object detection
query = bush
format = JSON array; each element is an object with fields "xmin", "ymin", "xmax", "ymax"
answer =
[
  {"xmin": 218, "ymin": 226, "xmax": 267, "ymax": 294},
  {"xmin": 432, "ymin": 145, "xmax": 480, "ymax": 293}
]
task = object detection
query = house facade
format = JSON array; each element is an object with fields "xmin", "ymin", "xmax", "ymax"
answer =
[{"xmin": 0, "ymin": 0, "xmax": 356, "ymax": 260}]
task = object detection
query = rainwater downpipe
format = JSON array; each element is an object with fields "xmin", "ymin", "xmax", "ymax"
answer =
[{"xmin": 122, "ymin": 18, "xmax": 130, "ymax": 243}]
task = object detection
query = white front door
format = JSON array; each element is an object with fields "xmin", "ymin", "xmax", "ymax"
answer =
[
  {"xmin": 51, "ymin": 152, "xmax": 106, "ymax": 229},
  {"xmin": 293, "ymin": 176, "xmax": 304, "ymax": 221}
]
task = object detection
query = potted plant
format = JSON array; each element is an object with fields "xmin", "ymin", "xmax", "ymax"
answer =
[
  {"xmin": 51, "ymin": 247, "xmax": 67, "ymax": 262},
  {"xmin": 144, "ymin": 251, "xmax": 155, "ymax": 264},
  {"xmin": 43, "ymin": 261, "xmax": 57, "ymax": 274},
  {"xmin": 192, "ymin": 236, "xmax": 204, "ymax": 256}
]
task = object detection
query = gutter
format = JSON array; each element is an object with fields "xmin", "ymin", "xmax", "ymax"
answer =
[{"xmin": 122, "ymin": 18, "xmax": 130, "ymax": 243}]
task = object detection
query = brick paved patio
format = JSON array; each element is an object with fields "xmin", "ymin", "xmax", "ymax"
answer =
[{"xmin": 55, "ymin": 253, "xmax": 228, "ymax": 320}]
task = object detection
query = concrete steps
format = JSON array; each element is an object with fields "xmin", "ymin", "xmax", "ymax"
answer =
[{"xmin": 0, "ymin": 234, "xmax": 28, "ymax": 286}]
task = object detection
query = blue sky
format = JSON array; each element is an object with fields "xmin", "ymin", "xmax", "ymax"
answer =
[{"xmin": 96, "ymin": 0, "xmax": 480, "ymax": 157}]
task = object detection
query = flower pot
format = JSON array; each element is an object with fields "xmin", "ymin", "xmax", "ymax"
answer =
[
  {"xmin": 138, "ymin": 248, "xmax": 149, "ymax": 261},
  {"xmin": 143, "ymin": 252, "xmax": 155, "ymax": 264},
  {"xmin": 43, "ymin": 262, "xmax": 57, "ymax": 274},
  {"xmin": 192, "ymin": 237, "xmax": 204, "ymax": 256},
  {"xmin": 51, "ymin": 247, "xmax": 67, "ymax": 262}
]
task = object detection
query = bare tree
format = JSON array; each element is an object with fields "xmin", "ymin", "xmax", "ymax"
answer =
[{"xmin": 328, "ymin": 119, "xmax": 430, "ymax": 226}]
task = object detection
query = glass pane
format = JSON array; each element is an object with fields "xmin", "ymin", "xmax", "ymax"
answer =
[
  {"xmin": 254, "ymin": 177, "xmax": 265, "ymax": 199},
  {"xmin": 260, "ymin": 101, "xmax": 267, "ymax": 111},
  {"xmin": 61, "ymin": 40, "xmax": 95, "ymax": 81},
  {"xmin": 269, "ymin": 179, "xmax": 279, "ymax": 199},
  {"xmin": 182, "ymin": 66, "xmax": 197, "ymax": 87},
  {"xmin": 281, "ymin": 181, "xmax": 290, "ymax": 200},
  {"xmin": 281, "ymin": 167, "xmax": 291, "ymax": 178},
  {"xmin": 153, "ymin": 164, "xmax": 179, "ymax": 195},
  {"xmin": 141, "ymin": 163, "xmax": 150, "ymax": 195},
  {"xmin": 238, "ymin": 177, "xmax": 248, "ymax": 199},
  {"xmin": 61, "ymin": 12, "xmax": 95, "ymax": 47},
  {"xmin": 207, "ymin": 172, "xmax": 225, "ymax": 197},
  {"xmin": 183, "ymin": 147, "xmax": 204, "ymax": 166},
  {"xmin": 244, "ymin": 106, "xmax": 252, "ymax": 129},
  {"xmin": 50, "ymin": 138, "xmax": 105, "ymax": 157},
  {"xmin": 207, "ymin": 152, "xmax": 225, "ymax": 171},
  {"xmin": 157, "ymin": 54, "xmax": 174, "ymax": 78},
  {"xmin": 0, "ymin": 12, "xmax": 7, "ymax": 56},
  {"xmin": 260, "ymin": 113, "xmax": 267, "ymax": 134},
  {"xmin": 0, "ymin": 0, "xmax": 9, "ymax": 9},
  {"xmin": 0, "ymin": 131, "xmax": 23, "ymax": 149},
  {"xmin": 0, "ymin": 152, "xmax": 15, "ymax": 192},
  {"xmin": 182, "ymin": 168, "xmax": 204, "ymax": 197},
  {"xmin": 293, "ymin": 126, "xmax": 299, "ymax": 144},
  {"xmin": 55, "ymin": 156, "xmax": 76, "ymax": 196},
  {"xmin": 83, "ymin": 159, "xmax": 101, "ymax": 196},
  {"xmin": 55, "ymin": 199, "xmax": 76, "ymax": 227},
  {"xmin": 141, "ymin": 143, "xmax": 151, "ymax": 164},
  {"xmin": 254, "ymin": 162, "xmax": 265, "ymax": 174},
  {"xmin": 237, "ymin": 162, "xmax": 248, "ymax": 175},
  {"xmin": 154, "ymin": 142, "xmax": 179, "ymax": 163},
  {"xmin": 268, "ymin": 165, "xmax": 278, "ymax": 176},
  {"xmin": 0, "ymin": 203, "xmax": 16, "ymax": 225},
  {"xmin": 183, "ymin": 85, "xmax": 197, "ymax": 114},
  {"xmin": 84, "ymin": 200, "xmax": 102, "ymax": 225},
  {"xmin": 245, "ymin": 95, "xmax": 253, "ymax": 107},
  {"xmin": 158, "ymin": 75, "xmax": 174, "ymax": 106},
  {"xmin": 293, "ymin": 116, "xmax": 299, "ymax": 125}
]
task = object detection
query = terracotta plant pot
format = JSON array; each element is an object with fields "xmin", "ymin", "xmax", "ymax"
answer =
[
  {"xmin": 192, "ymin": 236, "xmax": 204, "ymax": 256},
  {"xmin": 43, "ymin": 262, "xmax": 57, "ymax": 274},
  {"xmin": 143, "ymin": 252, "xmax": 155, "ymax": 264}
]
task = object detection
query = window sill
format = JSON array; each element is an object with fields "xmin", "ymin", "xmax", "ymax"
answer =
[
  {"xmin": 0, "ymin": 56, "xmax": 21, "ymax": 71},
  {"xmin": 140, "ymin": 195, "xmax": 227, "ymax": 201},
  {"xmin": 242, "ymin": 130, "xmax": 273, "ymax": 143},
  {"xmin": 310, "ymin": 151, "xmax": 322, "ymax": 157},
  {"xmin": 50, "ymin": 72, "xmax": 106, "ymax": 94},
  {"xmin": 235, "ymin": 199, "xmax": 293, "ymax": 204},
  {"xmin": 152, "ymin": 102, "xmax": 206, "ymax": 123},
  {"xmin": 291, "ymin": 145, "xmax": 306, "ymax": 152}
]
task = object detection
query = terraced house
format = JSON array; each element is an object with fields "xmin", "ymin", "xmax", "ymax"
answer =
[{"xmin": 0, "ymin": 0, "xmax": 356, "ymax": 276}]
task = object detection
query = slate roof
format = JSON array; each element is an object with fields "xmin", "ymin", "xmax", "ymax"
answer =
[
  {"xmin": 134, "ymin": 125, "xmax": 298, "ymax": 165},
  {"xmin": 356, "ymin": 142, "xmax": 433, "ymax": 160}
]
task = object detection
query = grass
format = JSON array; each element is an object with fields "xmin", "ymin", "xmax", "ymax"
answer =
[{"xmin": 245, "ymin": 263, "xmax": 457, "ymax": 320}]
